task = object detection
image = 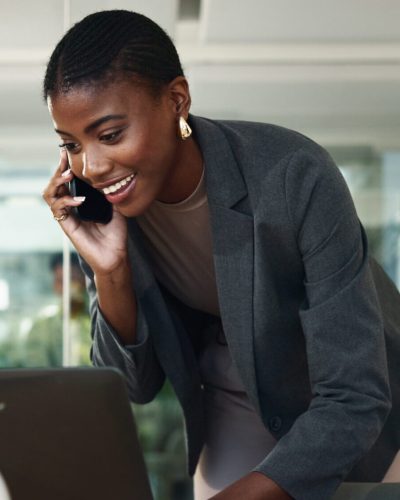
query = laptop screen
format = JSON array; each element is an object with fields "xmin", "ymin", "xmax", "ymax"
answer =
[{"xmin": 0, "ymin": 367, "xmax": 153, "ymax": 500}]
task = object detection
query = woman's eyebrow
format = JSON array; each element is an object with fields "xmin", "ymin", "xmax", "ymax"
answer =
[
  {"xmin": 55, "ymin": 114, "xmax": 128, "ymax": 136},
  {"xmin": 84, "ymin": 114, "xmax": 127, "ymax": 133}
]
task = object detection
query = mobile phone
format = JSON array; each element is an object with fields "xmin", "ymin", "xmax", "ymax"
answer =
[{"xmin": 69, "ymin": 176, "xmax": 113, "ymax": 224}]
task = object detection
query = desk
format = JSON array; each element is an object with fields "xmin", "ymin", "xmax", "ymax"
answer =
[{"xmin": 333, "ymin": 482, "xmax": 400, "ymax": 499}]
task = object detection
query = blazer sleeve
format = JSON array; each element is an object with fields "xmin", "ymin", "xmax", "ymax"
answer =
[
  {"xmin": 79, "ymin": 256, "xmax": 165, "ymax": 404},
  {"xmin": 254, "ymin": 145, "xmax": 392, "ymax": 500}
]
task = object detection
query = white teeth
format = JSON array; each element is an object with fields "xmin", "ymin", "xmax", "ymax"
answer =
[{"xmin": 102, "ymin": 174, "xmax": 135, "ymax": 195}]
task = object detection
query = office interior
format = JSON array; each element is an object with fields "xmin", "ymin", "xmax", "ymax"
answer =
[{"xmin": 0, "ymin": 1, "xmax": 400, "ymax": 499}]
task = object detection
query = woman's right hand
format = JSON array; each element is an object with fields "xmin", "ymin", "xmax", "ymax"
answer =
[{"xmin": 42, "ymin": 148, "xmax": 129, "ymax": 276}]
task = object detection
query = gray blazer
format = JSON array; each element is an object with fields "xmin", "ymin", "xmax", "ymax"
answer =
[{"xmin": 83, "ymin": 115, "xmax": 399, "ymax": 500}]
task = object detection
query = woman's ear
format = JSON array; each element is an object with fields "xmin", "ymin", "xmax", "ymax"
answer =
[{"xmin": 168, "ymin": 76, "xmax": 191, "ymax": 119}]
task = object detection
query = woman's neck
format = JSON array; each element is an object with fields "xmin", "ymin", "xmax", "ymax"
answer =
[{"xmin": 157, "ymin": 136, "xmax": 204, "ymax": 203}]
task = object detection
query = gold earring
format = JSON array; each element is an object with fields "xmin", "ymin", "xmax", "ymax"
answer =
[{"xmin": 179, "ymin": 116, "xmax": 192, "ymax": 140}]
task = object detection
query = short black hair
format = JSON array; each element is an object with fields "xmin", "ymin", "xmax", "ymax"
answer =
[{"xmin": 43, "ymin": 10, "xmax": 184, "ymax": 100}]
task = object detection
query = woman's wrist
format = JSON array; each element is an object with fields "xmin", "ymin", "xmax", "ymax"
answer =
[
  {"xmin": 209, "ymin": 472, "xmax": 292, "ymax": 500},
  {"xmin": 93, "ymin": 254, "xmax": 132, "ymax": 281},
  {"xmin": 94, "ymin": 257, "xmax": 137, "ymax": 346}
]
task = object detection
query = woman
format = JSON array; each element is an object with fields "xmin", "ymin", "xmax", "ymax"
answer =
[{"xmin": 42, "ymin": 10, "xmax": 399, "ymax": 500}]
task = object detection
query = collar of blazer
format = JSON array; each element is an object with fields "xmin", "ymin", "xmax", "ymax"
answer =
[{"xmin": 189, "ymin": 114, "xmax": 248, "ymax": 209}]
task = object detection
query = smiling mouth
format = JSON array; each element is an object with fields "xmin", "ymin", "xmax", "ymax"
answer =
[{"xmin": 101, "ymin": 173, "xmax": 136, "ymax": 195}]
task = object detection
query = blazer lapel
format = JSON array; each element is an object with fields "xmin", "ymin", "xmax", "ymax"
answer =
[
  {"xmin": 126, "ymin": 219, "xmax": 206, "ymax": 474},
  {"xmin": 190, "ymin": 115, "xmax": 260, "ymax": 412},
  {"xmin": 126, "ymin": 219, "xmax": 201, "ymax": 390}
]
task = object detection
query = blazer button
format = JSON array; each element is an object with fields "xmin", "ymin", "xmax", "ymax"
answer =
[{"xmin": 269, "ymin": 416, "xmax": 282, "ymax": 432}]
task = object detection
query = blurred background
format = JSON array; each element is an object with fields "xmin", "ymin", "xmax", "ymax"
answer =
[{"xmin": 1, "ymin": 1, "xmax": 400, "ymax": 498}]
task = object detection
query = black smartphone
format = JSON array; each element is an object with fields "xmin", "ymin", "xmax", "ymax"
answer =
[{"xmin": 69, "ymin": 176, "xmax": 113, "ymax": 224}]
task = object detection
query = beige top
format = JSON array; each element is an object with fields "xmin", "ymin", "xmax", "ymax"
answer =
[{"xmin": 137, "ymin": 169, "xmax": 220, "ymax": 316}]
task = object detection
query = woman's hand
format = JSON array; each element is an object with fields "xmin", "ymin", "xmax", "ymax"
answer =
[
  {"xmin": 43, "ymin": 149, "xmax": 137, "ymax": 345},
  {"xmin": 209, "ymin": 472, "xmax": 292, "ymax": 500},
  {"xmin": 42, "ymin": 149, "xmax": 128, "ymax": 275}
]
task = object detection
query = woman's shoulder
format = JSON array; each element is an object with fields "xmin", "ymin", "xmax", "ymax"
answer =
[{"xmin": 192, "ymin": 114, "xmax": 330, "ymax": 169}]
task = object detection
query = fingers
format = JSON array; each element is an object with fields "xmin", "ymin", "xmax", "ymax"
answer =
[
  {"xmin": 42, "ymin": 148, "xmax": 85, "ymax": 226},
  {"xmin": 51, "ymin": 190, "xmax": 86, "ymax": 226},
  {"xmin": 52, "ymin": 146, "xmax": 69, "ymax": 176},
  {"xmin": 42, "ymin": 148, "xmax": 72, "ymax": 206}
]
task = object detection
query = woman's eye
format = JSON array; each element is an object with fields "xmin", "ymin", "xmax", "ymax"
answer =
[
  {"xmin": 100, "ymin": 130, "xmax": 122, "ymax": 143},
  {"xmin": 58, "ymin": 143, "xmax": 79, "ymax": 152}
]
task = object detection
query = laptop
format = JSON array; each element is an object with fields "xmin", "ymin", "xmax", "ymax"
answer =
[{"xmin": 0, "ymin": 368, "xmax": 153, "ymax": 500}]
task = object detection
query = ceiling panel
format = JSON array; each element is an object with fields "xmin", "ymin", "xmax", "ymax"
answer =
[
  {"xmin": 69, "ymin": 0, "xmax": 179, "ymax": 37},
  {"xmin": 200, "ymin": 0, "xmax": 400, "ymax": 43},
  {"xmin": 0, "ymin": 0, "xmax": 64, "ymax": 49},
  {"xmin": 187, "ymin": 63, "xmax": 400, "ymax": 148}
]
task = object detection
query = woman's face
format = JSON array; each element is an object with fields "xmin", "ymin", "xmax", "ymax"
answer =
[{"xmin": 48, "ymin": 77, "xmax": 196, "ymax": 217}]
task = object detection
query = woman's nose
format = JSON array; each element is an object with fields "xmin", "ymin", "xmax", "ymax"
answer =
[{"xmin": 81, "ymin": 151, "xmax": 113, "ymax": 181}]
